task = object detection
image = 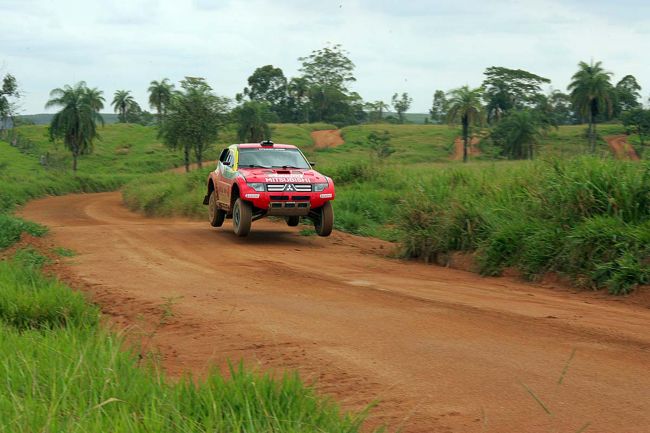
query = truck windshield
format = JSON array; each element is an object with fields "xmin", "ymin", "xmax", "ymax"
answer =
[{"xmin": 238, "ymin": 148, "xmax": 311, "ymax": 169}]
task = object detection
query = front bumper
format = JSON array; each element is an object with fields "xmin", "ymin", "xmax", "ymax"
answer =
[{"xmin": 242, "ymin": 188, "xmax": 335, "ymax": 216}]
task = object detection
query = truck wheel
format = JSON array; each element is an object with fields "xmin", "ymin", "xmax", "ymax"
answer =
[
  {"xmin": 208, "ymin": 191, "xmax": 226, "ymax": 227},
  {"xmin": 313, "ymin": 202, "xmax": 333, "ymax": 237},
  {"xmin": 232, "ymin": 198, "xmax": 252, "ymax": 237},
  {"xmin": 286, "ymin": 216, "xmax": 300, "ymax": 227}
]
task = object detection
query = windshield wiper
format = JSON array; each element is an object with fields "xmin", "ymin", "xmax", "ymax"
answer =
[
  {"xmin": 240, "ymin": 164, "xmax": 271, "ymax": 168},
  {"xmin": 271, "ymin": 165, "xmax": 302, "ymax": 169}
]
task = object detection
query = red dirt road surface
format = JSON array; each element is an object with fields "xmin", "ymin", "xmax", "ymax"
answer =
[
  {"xmin": 605, "ymin": 135, "xmax": 640, "ymax": 161},
  {"xmin": 20, "ymin": 192, "xmax": 650, "ymax": 433},
  {"xmin": 311, "ymin": 129, "xmax": 345, "ymax": 148}
]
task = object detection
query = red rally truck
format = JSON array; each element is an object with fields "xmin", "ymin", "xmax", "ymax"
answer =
[{"xmin": 204, "ymin": 140, "xmax": 335, "ymax": 237}]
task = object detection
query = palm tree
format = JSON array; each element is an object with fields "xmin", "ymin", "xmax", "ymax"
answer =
[
  {"xmin": 46, "ymin": 82, "xmax": 104, "ymax": 172},
  {"xmin": 111, "ymin": 90, "xmax": 136, "ymax": 123},
  {"xmin": 148, "ymin": 79, "xmax": 174, "ymax": 125},
  {"xmin": 491, "ymin": 110, "xmax": 549, "ymax": 160},
  {"xmin": 446, "ymin": 86, "xmax": 484, "ymax": 162},
  {"xmin": 568, "ymin": 61, "xmax": 614, "ymax": 153}
]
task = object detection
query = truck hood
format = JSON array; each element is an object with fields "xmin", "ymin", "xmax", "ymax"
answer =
[{"xmin": 240, "ymin": 168, "xmax": 329, "ymax": 184}]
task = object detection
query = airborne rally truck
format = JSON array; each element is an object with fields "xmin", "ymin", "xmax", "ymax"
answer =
[{"xmin": 204, "ymin": 141, "xmax": 335, "ymax": 237}]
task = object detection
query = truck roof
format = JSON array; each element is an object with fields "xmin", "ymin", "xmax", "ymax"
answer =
[{"xmin": 236, "ymin": 143, "xmax": 298, "ymax": 150}]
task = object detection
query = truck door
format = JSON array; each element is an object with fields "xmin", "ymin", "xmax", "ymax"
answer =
[{"xmin": 217, "ymin": 149, "xmax": 236, "ymax": 207}]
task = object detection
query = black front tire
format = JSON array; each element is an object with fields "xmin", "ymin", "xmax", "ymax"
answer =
[
  {"xmin": 313, "ymin": 202, "xmax": 333, "ymax": 237},
  {"xmin": 286, "ymin": 216, "xmax": 300, "ymax": 227},
  {"xmin": 208, "ymin": 191, "xmax": 226, "ymax": 227},
  {"xmin": 232, "ymin": 198, "xmax": 252, "ymax": 237}
]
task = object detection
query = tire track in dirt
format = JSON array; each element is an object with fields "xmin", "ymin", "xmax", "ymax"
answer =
[
  {"xmin": 605, "ymin": 135, "xmax": 640, "ymax": 161},
  {"xmin": 20, "ymin": 192, "xmax": 650, "ymax": 433}
]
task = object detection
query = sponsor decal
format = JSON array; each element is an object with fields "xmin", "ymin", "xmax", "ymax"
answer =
[
  {"xmin": 244, "ymin": 193, "xmax": 260, "ymax": 199},
  {"xmin": 320, "ymin": 193, "xmax": 333, "ymax": 199},
  {"xmin": 264, "ymin": 177, "xmax": 305, "ymax": 183}
]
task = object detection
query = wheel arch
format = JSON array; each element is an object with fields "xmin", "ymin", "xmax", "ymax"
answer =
[
  {"xmin": 203, "ymin": 178, "xmax": 216, "ymax": 205},
  {"xmin": 230, "ymin": 183, "xmax": 241, "ymax": 209}
]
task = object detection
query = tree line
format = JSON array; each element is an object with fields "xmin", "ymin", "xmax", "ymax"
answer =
[
  {"xmin": 2, "ymin": 43, "xmax": 648, "ymax": 170},
  {"xmin": 431, "ymin": 62, "xmax": 648, "ymax": 161}
]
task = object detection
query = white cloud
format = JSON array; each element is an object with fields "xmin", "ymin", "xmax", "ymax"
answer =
[{"xmin": 1, "ymin": 0, "xmax": 649, "ymax": 113}]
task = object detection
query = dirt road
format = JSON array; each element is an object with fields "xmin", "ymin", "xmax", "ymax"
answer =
[
  {"xmin": 605, "ymin": 135, "xmax": 640, "ymax": 161},
  {"xmin": 20, "ymin": 193, "xmax": 650, "ymax": 433}
]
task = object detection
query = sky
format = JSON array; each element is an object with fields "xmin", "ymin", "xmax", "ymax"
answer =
[{"xmin": 2, "ymin": 0, "xmax": 649, "ymax": 114}]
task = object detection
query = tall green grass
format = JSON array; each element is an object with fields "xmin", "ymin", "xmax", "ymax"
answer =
[
  {"xmin": 122, "ymin": 169, "xmax": 211, "ymax": 218},
  {"xmin": 0, "ymin": 251, "xmax": 372, "ymax": 433},
  {"xmin": 0, "ymin": 249, "xmax": 98, "ymax": 330},
  {"xmin": 397, "ymin": 158, "xmax": 650, "ymax": 294}
]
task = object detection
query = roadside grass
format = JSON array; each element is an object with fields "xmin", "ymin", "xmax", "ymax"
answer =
[
  {"xmin": 0, "ymin": 250, "xmax": 372, "ymax": 433},
  {"xmin": 627, "ymin": 134, "xmax": 648, "ymax": 158},
  {"xmin": 0, "ymin": 249, "xmax": 98, "ymax": 330},
  {"xmin": 0, "ymin": 214, "xmax": 48, "ymax": 248},
  {"xmin": 122, "ymin": 169, "xmax": 210, "ymax": 218},
  {"xmin": 396, "ymin": 157, "xmax": 650, "ymax": 294}
]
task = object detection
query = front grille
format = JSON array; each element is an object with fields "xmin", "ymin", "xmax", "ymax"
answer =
[
  {"xmin": 267, "ymin": 184, "xmax": 312, "ymax": 192},
  {"xmin": 270, "ymin": 195, "xmax": 290, "ymax": 200},
  {"xmin": 292, "ymin": 196, "xmax": 310, "ymax": 201}
]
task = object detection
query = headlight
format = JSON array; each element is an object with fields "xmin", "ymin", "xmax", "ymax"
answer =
[
  {"xmin": 247, "ymin": 183, "xmax": 265, "ymax": 192},
  {"xmin": 313, "ymin": 183, "xmax": 328, "ymax": 192}
]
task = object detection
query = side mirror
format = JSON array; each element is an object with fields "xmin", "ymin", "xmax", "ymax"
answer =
[{"xmin": 309, "ymin": 161, "xmax": 316, "ymax": 167}]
